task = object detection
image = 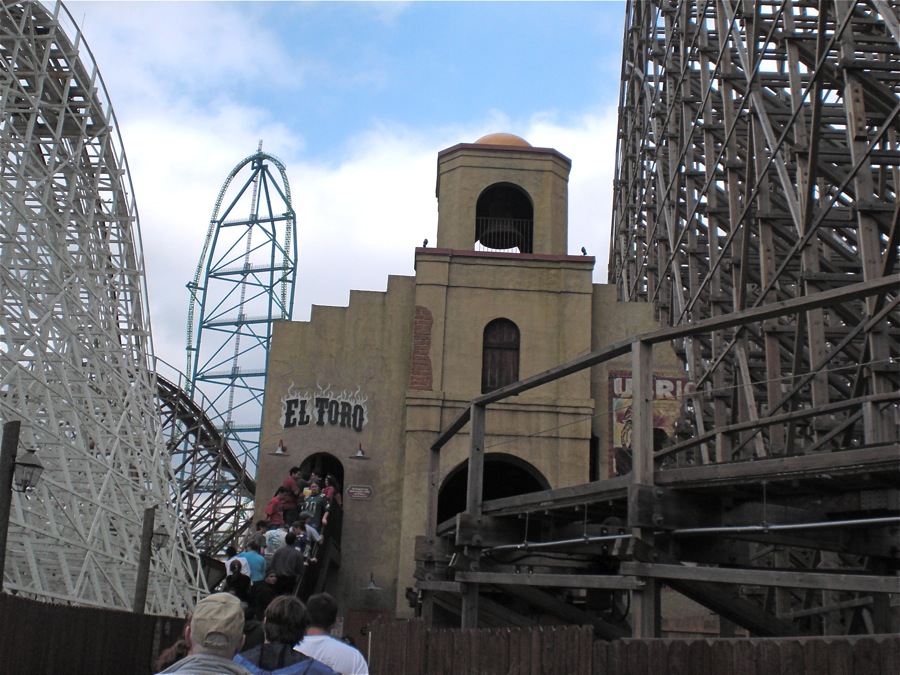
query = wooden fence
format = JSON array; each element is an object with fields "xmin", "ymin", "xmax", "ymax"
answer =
[
  {"xmin": 0, "ymin": 593, "xmax": 184, "ymax": 674},
  {"xmin": 367, "ymin": 620, "xmax": 900, "ymax": 675}
]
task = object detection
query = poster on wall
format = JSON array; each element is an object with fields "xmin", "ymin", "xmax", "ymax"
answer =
[{"xmin": 608, "ymin": 370, "xmax": 694, "ymax": 477}]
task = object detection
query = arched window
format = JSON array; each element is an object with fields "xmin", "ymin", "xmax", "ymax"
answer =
[{"xmin": 482, "ymin": 318, "xmax": 520, "ymax": 393}]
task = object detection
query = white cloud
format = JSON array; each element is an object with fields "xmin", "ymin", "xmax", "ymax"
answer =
[
  {"xmin": 133, "ymin": 109, "xmax": 618, "ymax": 370},
  {"xmin": 71, "ymin": 2, "xmax": 620, "ymax": 373}
]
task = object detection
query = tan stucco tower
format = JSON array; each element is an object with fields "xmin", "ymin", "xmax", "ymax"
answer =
[
  {"xmin": 255, "ymin": 133, "xmax": 681, "ymax": 636},
  {"xmin": 396, "ymin": 134, "xmax": 597, "ymax": 615}
]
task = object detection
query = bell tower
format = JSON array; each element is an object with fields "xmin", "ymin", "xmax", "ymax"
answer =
[{"xmin": 434, "ymin": 133, "xmax": 571, "ymax": 254}]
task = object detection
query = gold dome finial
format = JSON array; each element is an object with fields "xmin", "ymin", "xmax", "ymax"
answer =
[{"xmin": 474, "ymin": 132, "xmax": 532, "ymax": 147}]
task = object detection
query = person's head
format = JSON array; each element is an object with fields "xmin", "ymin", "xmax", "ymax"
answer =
[
  {"xmin": 263, "ymin": 596, "xmax": 310, "ymax": 646},
  {"xmin": 309, "ymin": 481, "xmax": 320, "ymax": 495},
  {"xmin": 325, "ymin": 474, "xmax": 339, "ymax": 489},
  {"xmin": 285, "ymin": 531, "xmax": 297, "ymax": 546},
  {"xmin": 309, "ymin": 471, "xmax": 320, "ymax": 481},
  {"xmin": 275, "ymin": 486, "xmax": 288, "ymax": 497},
  {"xmin": 187, "ymin": 593, "xmax": 245, "ymax": 657},
  {"xmin": 305, "ymin": 592, "xmax": 339, "ymax": 631},
  {"xmin": 255, "ymin": 519, "xmax": 268, "ymax": 531},
  {"xmin": 298, "ymin": 511, "xmax": 313, "ymax": 525},
  {"xmin": 264, "ymin": 571, "xmax": 278, "ymax": 586},
  {"xmin": 290, "ymin": 520, "xmax": 303, "ymax": 534},
  {"xmin": 249, "ymin": 541, "xmax": 261, "ymax": 553},
  {"xmin": 290, "ymin": 466, "xmax": 301, "ymax": 477},
  {"xmin": 229, "ymin": 559, "xmax": 242, "ymax": 575}
]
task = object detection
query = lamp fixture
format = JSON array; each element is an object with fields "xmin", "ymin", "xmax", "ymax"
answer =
[
  {"xmin": 151, "ymin": 524, "xmax": 169, "ymax": 552},
  {"xmin": 349, "ymin": 443, "xmax": 370, "ymax": 460},
  {"xmin": 13, "ymin": 447, "xmax": 43, "ymax": 492},
  {"xmin": 363, "ymin": 572, "xmax": 381, "ymax": 591}
]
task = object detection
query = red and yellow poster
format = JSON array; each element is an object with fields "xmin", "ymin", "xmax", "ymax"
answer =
[{"xmin": 608, "ymin": 370, "xmax": 694, "ymax": 477}]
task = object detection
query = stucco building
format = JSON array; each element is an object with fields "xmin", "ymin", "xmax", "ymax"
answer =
[{"xmin": 255, "ymin": 133, "xmax": 684, "ymax": 635}]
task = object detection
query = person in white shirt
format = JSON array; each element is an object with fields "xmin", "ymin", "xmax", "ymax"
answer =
[{"xmin": 295, "ymin": 592, "xmax": 369, "ymax": 675}]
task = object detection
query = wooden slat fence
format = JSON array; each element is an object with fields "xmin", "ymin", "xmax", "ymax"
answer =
[
  {"xmin": 368, "ymin": 620, "xmax": 900, "ymax": 675},
  {"xmin": 0, "ymin": 593, "xmax": 185, "ymax": 675}
]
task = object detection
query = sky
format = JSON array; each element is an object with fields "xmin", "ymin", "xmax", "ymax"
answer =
[{"xmin": 67, "ymin": 0, "xmax": 627, "ymax": 373}]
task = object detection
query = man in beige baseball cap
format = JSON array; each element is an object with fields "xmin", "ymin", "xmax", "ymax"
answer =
[{"xmin": 158, "ymin": 592, "xmax": 252, "ymax": 674}]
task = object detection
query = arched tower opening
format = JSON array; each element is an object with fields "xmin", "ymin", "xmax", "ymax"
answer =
[
  {"xmin": 475, "ymin": 183, "xmax": 534, "ymax": 253},
  {"xmin": 437, "ymin": 453, "xmax": 549, "ymax": 525}
]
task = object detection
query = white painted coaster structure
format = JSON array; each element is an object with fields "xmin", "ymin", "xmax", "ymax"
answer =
[{"xmin": 0, "ymin": 1, "xmax": 203, "ymax": 614}]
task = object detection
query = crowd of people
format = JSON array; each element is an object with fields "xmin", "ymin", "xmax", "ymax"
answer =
[
  {"xmin": 155, "ymin": 469, "xmax": 364, "ymax": 674},
  {"xmin": 222, "ymin": 470, "xmax": 342, "ymax": 617},
  {"xmin": 155, "ymin": 591, "xmax": 367, "ymax": 675}
]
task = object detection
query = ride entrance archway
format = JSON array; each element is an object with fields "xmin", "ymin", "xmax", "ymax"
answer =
[{"xmin": 438, "ymin": 453, "xmax": 549, "ymax": 525}]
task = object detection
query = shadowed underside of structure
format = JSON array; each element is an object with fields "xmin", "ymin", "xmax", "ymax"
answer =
[{"xmin": 416, "ymin": 0, "xmax": 899, "ymax": 638}]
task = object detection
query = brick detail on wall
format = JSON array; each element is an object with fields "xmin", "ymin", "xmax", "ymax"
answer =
[{"xmin": 410, "ymin": 305, "xmax": 434, "ymax": 391}]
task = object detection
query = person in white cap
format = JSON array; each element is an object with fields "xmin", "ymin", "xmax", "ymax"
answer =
[{"xmin": 158, "ymin": 592, "xmax": 252, "ymax": 674}]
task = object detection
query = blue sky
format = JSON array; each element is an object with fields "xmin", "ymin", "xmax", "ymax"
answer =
[{"xmin": 70, "ymin": 0, "xmax": 626, "ymax": 370}]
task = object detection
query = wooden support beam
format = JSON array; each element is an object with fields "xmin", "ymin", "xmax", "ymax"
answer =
[
  {"xmin": 619, "ymin": 562, "xmax": 900, "ymax": 594},
  {"xmin": 502, "ymin": 584, "xmax": 630, "ymax": 640},
  {"xmin": 455, "ymin": 571, "xmax": 644, "ymax": 590},
  {"xmin": 630, "ymin": 340, "xmax": 659, "ymax": 638},
  {"xmin": 624, "ymin": 540, "xmax": 810, "ymax": 637},
  {"xmin": 656, "ymin": 445, "xmax": 898, "ymax": 488},
  {"xmin": 628, "ymin": 484, "xmax": 718, "ymax": 530},
  {"xmin": 454, "ymin": 512, "xmax": 524, "ymax": 548}
]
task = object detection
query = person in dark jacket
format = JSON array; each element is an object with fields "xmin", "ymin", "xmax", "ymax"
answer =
[{"xmin": 234, "ymin": 595, "xmax": 337, "ymax": 675}]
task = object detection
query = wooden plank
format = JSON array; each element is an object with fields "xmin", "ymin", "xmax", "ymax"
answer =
[
  {"xmin": 592, "ymin": 638, "xmax": 609, "ymax": 675},
  {"xmin": 628, "ymin": 484, "xmax": 718, "ymax": 530},
  {"xmin": 502, "ymin": 584, "xmax": 630, "ymax": 641},
  {"xmin": 732, "ymin": 639, "xmax": 757, "ymax": 675},
  {"xmin": 803, "ymin": 639, "xmax": 830, "ymax": 675},
  {"xmin": 851, "ymin": 637, "xmax": 879, "ymax": 675},
  {"xmin": 779, "ymin": 639, "xmax": 805, "ymax": 674},
  {"xmin": 619, "ymin": 561, "xmax": 900, "ymax": 593},
  {"xmin": 667, "ymin": 640, "xmax": 689, "ymax": 674},
  {"xmin": 577, "ymin": 625, "xmax": 593, "ymax": 675},
  {"xmin": 710, "ymin": 639, "xmax": 734, "ymax": 674},
  {"xmin": 606, "ymin": 639, "xmax": 626, "ymax": 675},
  {"xmin": 828, "ymin": 638, "xmax": 854, "ymax": 675},
  {"xmin": 656, "ymin": 445, "xmax": 899, "ymax": 488},
  {"xmin": 646, "ymin": 639, "xmax": 668, "ymax": 674},
  {"xmin": 455, "ymin": 512, "xmax": 522, "ymax": 547},
  {"xmin": 688, "ymin": 639, "xmax": 712, "ymax": 672},
  {"xmin": 482, "ymin": 475, "xmax": 630, "ymax": 515},
  {"xmin": 530, "ymin": 626, "xmax": 542, "ymax": 675},
  {"xmin": 414, "ymin": 535, "xmax": 449, "ymax": 562},
  {"xmin": 466, "ymin": 403, "xmax": 485, "ymax": 515},
  {"xmin": 455, "ymin": 570, "xmax": 644, "ymax": 590},
  {"xmin": 416, "ymin": 580, "xmax": 461, "ymax": 593},
  {"xmin": 875, "ymin": 634, "xmax": 900, "ymax": 675},
  {"xmin": 510, "ymin": 627, "xmax": 528, "ymax": 675},
  {"xmin": 625, "ymin": 638, "xmax": 648, "ymax": 675}
]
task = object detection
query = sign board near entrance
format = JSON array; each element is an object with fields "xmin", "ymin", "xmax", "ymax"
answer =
[{"xmin": 346, "ymin": 485, "xmax": 374, "ymax": 500}]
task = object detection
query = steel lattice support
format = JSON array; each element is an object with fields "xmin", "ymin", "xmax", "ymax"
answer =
[
  {"xmin": 0, "ymin": 1, "xmax": 203, "ymax": 613},
  {"xmin": 186, "ymin": 150, "xmax": 297, "ymax": 480},
  {"xmin": 155, "ymin": 360, "xmax": 256, "ymax": 557}
]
